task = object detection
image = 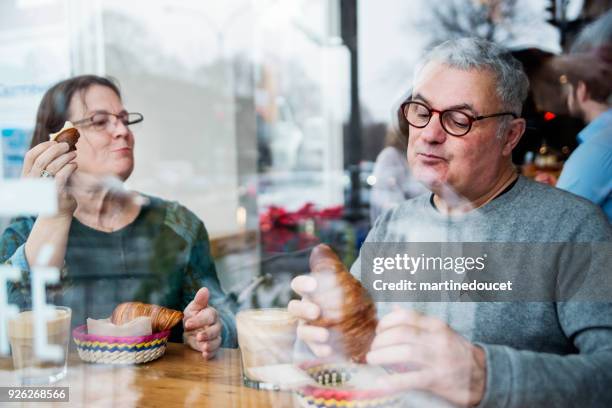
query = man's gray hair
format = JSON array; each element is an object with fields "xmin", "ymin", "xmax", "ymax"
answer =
[{"xmin": 414, "ymin": 38, "xmax": 530, "ymax": 119}]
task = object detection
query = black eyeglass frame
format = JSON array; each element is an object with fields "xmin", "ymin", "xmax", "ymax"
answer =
[{"xmin": 402, "ymin": 100, "xmax": 518, "ymax": 137}]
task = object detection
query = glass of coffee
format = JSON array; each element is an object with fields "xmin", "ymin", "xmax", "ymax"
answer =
[
  {"xmin": 237, "ymin": 308, "xmax": 298, "ymax": 390},
  {"xmin": 8, "ymin": 306, "xmax": 72, "ymax": 385}
]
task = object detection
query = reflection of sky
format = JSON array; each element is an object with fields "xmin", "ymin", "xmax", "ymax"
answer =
[
  {"xmin": 103, "ymin": 0, "xmax": 303, "ymax": 67},
  {"xmin": 359, "ymin": 0, "xmax": 570, "ymax": 122},
  {"xmin": 103, "ymin": 0, "xmax": 246, "ymax": 68},
  {"xmin": 0, "ymin": 0, "xmax": 71, "ymax": 127}
]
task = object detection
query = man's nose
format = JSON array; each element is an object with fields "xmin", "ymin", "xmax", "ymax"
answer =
[{"xmin": 419, "ymin": 113, "xmax": 447, "ymax": 144}]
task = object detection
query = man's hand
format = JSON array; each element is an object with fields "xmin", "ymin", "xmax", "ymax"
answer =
[
  {"xmin": 183, "ymin": 287, "xmax": 223, "ymax": 360},
  {"xmin": 366, "ymin": 308, "xmax": 486, "ymax": 407},
  {"xmin": 288, "ymin": 274, "xmax": 344, "ymax": 358},
  {"xmin": 534, "ymin": 171, "xmax": 557, "ymax": 186}
]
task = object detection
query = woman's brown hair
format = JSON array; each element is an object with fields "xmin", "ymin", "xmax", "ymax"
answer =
[
  {"xmin": 390, "ymin": 92, "xmax": 412, "ymax": 151},
  {"xmin": 30, "ymin": 75, "xmax": 121, "ymax": 149}
]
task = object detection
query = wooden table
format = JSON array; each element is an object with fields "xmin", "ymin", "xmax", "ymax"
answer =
[{"xmin": 0, "ymin": 344, "xmax": 296, "ymax": 407}]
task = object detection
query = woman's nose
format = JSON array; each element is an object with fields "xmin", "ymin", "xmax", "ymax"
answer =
[{"xmin": 111, "ymin": 119, "xmax": 131, "ymax": 138}]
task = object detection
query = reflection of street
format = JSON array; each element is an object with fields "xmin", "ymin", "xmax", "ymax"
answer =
[
  {"xmin": 258, "ymin": 171, "xmax": 344, "ymax": 211},
  {"xmin": 267, "ymin": 97, "xmax": 303, "ymax": 171}
]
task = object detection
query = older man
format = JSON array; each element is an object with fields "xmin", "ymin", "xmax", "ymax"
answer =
[{"xmin": 289, "ymin": 38, "xmax": 611, "ymax": 407}]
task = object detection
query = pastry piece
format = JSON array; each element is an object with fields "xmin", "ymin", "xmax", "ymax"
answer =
[
  {"xmin": 50, "ymin": 121, "xmax": 80, "ymax": 151},
  {"xmin": 111, "ymin": 302, "xmax": 183, "ymax": 333},
  {"xmin": 309, "ymin": 244, "xmax": 378, "ymax": 363}
]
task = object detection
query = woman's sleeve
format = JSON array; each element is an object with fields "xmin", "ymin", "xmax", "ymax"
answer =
[
  {"xmin": 1, "ymin": 217, "xmax": 35, "ymax": 305},
  {"xmin": 1, "ymin": 217, "xmax": 33, "ymax": 269},
  {"xmin": 184, "ymin": 222, "xmax": 238, "ymax": 348}
]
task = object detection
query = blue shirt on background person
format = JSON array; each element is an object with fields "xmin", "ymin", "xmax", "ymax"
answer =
[{"xmin": 557, "ymin": 108, "xmax": 612, "ymax": 222}]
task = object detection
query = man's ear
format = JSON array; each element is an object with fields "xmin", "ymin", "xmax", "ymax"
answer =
[
  {"xmin": 502, "ymin": 118, "xmax": 526, "ymax": 157},
  {"xmin": 576, "ymin": 80, "xmax": 589, "ymax": 103}
]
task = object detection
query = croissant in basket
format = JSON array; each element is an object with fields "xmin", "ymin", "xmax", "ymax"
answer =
[
  {"xmin": 111, "ymin": 302, "xmax": 183, "ymax": 333},
  {"xmin": 308, "ymin": 244, "xmax": 378, "ymax": 363}
]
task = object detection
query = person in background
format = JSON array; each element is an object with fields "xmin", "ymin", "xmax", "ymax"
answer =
[
  {"xmin": 557, "ymin": 11, "xmax": 612, "ymax": 222},
  {"xmin": 0, "ymin": 75, "xmax": 237, "ymax": 357},
  {"xmin": 370, "ymin": 125, "xmax": 427, "ymax": 223},
  {"xmin": 536, "ymin": 11, "xmax": 612, "ymax": 222}
]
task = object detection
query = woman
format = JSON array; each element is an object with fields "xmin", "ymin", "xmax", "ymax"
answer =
[
  {"xmin": 0, "ymin": 75, "xmax": 236, "ymax": 358},
  {"xmin": 369, "ymin": 101, "xmax": 427, "ymax": 223}
]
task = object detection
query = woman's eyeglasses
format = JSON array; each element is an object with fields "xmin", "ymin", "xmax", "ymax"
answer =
[{"xmin": 72, "ymin": 112, "xmax": 144, "ymax": 132}]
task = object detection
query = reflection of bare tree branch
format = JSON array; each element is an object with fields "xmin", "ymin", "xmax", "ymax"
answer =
[
  {"xmin": 283, "ymin": 60, "xmax": 320, "ymax": 127},
  {"xmin": 424, "ymin": 0, "xmax": 530, "ymax": 48},
  {"xmin": 102, "ymin": 10, "xmax": 225, "ymax": 89},
  {"xmin": 103, "ymin": 10, "xmax": 167, "ymax": 75},
  {"xmin": 432, "ymin": 1, "xmax": 464, "ymax": 39}
]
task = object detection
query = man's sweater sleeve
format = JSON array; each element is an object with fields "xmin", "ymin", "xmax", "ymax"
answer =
[
  {"xmin": 477, "ymin": 301, "xmax": 612, "ymax": 408},
  {"xmin": 477, "ymin": 218, "xmax": 612, "ymax": 408}
]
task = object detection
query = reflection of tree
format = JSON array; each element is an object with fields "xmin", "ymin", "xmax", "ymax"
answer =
[
  {"xmin": 423, "ymin": 0, "xmax": 535, "ymax": 47},
  {"xmin": 282, "ymin": 59, "xmax": 320, "ymax": 128},
  {"xmin": 102, "ymin": 11, "xmax": 162, "ymax": 74},
  {"xmin": 102, "ymin": 10, "xmax": 225, "ymax": 90},
  {"xmin": 231, "ymin": 54, "xmax": 255, "ymax": 99},
  {"xmin": 101, "ymin": 6, "xmax": 323, "ymax": 126},
  {"xmin": 230, "ymin": 52, "xmax": 322, "ymax": 127}
]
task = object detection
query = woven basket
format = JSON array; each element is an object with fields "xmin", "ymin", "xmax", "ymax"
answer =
[
  {"xmin": 72, "ymin": 325, "xmax": 170, "ymax": 364},
  {"xmin": 295, "ymin": 361, "xmax": 403, "ymax": 408}
]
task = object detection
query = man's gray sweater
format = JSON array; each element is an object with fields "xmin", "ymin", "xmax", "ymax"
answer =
[{"xmin": 351, "ymin": 176, "xmax": 612, "ymax": 407}]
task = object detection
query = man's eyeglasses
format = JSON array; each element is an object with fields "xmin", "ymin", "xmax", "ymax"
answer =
[
  {"xmin": 72, "ymin": 112, "xmax": 144, "ymax": 132},
  {"xmin": 402, "ymin": 101, "xmax": 517, "ymax": 137}
]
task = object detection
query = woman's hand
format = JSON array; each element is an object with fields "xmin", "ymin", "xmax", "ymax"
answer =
[
  {"xmin": 22, "ymin": 141, "xmax": 78, "ymax": 217},
  {"xmin": 183, "ymin": 287, "xmax": 223, "ymax": 360}
]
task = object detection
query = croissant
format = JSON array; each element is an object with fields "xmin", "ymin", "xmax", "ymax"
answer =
[
  {"xmin": 309, "ymin": 244, "xmax": 378, "ymax": 363},
  {"xmin": 50, "ymin": 121, "xmax": 80, "ymax": 151},
  {"xmin": 111, "ymin": 302, "xmax": 183, "ymax": 333}
]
